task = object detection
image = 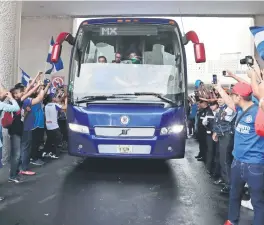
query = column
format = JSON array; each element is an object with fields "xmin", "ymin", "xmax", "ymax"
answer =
[{"xmin": 0, "ymin": 1, "xmax": 22, "ymax": 165}]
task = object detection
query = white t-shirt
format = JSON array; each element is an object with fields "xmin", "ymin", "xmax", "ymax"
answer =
[{"xmin": 45, "ymin": 103, "xmax": 62, "ymax": 130}]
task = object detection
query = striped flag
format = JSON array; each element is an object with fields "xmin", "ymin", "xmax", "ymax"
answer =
[
  {"xmin": 45, "ymin": 36, "xmax": 64, "ymax": 74},
  {"xmin": 20, "ymin": 68, "xmax": 30, "ymax": 86},
  {"xmin": 250, "ymin": 26, "xmax": 264, "ymax": 60}
]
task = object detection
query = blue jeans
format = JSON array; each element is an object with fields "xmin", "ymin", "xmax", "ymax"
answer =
[
  {"xmin": 0, "ymin": 125, "xmax": 3, "ymax": 168},
  {"xmin": 0, "ymin": 147, "xmax": 2, "ymax": 169},
  {"xmin": 20, "ymin": 130, "xmax": 32, "ymax": 171},
  {"xmin": 9, "ymin": 135, "xmax": 22, "ymax": 178},
  {"xmin": 228, "ymin": 159, "xmax": 264, "ymax": 225}
]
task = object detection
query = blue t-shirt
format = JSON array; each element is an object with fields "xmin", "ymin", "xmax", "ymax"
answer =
[
  {"xmin": 31, "ymin": 103, "xmax": 44, "ymax": 129},
  {"xmin": 233, "ymin": 104, "xmax": 264, "ymax": 164},
  {"xmin": 22, "ymin": 98, "xmax": 40, "ymax": 131}
]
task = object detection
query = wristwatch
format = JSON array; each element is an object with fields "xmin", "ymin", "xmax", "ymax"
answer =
[{"xmin": 259, "ymin": 97, "xmax": 264, "ymax": 108}]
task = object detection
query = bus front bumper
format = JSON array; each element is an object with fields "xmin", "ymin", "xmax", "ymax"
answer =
[{"xmin": 68, "ymin": 132, "xmax": 186, "ymax": 159}]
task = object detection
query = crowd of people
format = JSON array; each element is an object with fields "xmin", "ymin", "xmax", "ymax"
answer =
[
  {"xmin": 0, "ymin": 72, "xmax": 68, "ymax": 201},
  {"xmin": 187, "ymin": 66, "xmax": 264, "ymax": 225}
]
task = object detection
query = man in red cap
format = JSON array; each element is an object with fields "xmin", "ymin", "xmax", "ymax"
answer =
[{"xmin": 215, "ymin": 82, "xmax": 264, "ymax": 225}]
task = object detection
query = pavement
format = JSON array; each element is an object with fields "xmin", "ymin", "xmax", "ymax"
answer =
[{"xmin": 0, "ymin": 138, "xmax": 253, "ymax": 225}]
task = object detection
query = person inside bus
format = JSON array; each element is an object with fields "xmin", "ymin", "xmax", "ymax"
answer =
[
  {"xmin": 112, "ymin": 53, "xmax": 122, "ymax": 63},
  {"xmin": 98, "ymin": 56, "xmax": 107, "ymax": 63},
  {"xmin": 129, "ymin": 52, "xmax": 141, "ymax": 64}
]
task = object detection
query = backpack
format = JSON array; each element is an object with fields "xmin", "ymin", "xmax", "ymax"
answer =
[
  {"xmin": 1, "ymin": 110, "xmax": 21, "ymax": 129},
  {"xmin": 1, "ymin": 112, "xmax": 14, "ymax": 128},
  {"xmin": 255, "ymin": 108, "xmax": 264, "ymax": 136}
]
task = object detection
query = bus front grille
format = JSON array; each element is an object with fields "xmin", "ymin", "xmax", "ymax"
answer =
[{"xmin": 94, "ymin": 127, "xmax": 155, "ymax": 137}]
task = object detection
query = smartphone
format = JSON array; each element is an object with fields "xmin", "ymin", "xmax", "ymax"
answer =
[
  {"xmin": 212, "ymin": 75, "xmax": 217, "ymax": 84},
  {"xmin": 222, "ymin": 71, "xmax": 227, "ymax": 76}
]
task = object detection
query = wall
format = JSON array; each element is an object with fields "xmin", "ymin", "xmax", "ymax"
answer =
[{"xmin": 19, "ymin": 16, "xmax": 73, "ymax": 84}]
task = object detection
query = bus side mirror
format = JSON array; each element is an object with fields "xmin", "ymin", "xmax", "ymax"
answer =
[
  {"xmin": 51, "ymin": 43, "xmax": 62, "ymax": 63},
  {"xmin": 194, "ymin": 43, "xmax": 206, "ymax": 63}
]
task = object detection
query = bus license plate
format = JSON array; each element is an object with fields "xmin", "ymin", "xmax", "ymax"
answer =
[{"xmin": 118, "ymin": 145, "xmax": 132, "ymax": 154}]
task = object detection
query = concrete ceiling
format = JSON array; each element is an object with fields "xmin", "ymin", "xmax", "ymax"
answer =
[{"xmin": 22, "ymin": 1, "xmax": 264, "ymax": 17}]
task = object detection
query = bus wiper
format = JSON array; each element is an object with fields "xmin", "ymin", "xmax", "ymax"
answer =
[
  {"xmin": 116, "ymin": 92, "xmax": 175, "ymax": 104},
  {"xmin": 75, "ymin": 95, "xmax": 117, "ymax": 103},
  {"xmin": 75, "ymin": 95, "xmax": 135, "ymax": 104}
]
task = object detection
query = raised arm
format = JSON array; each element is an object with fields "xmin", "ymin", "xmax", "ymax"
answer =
[
  {"xmin": 225, "ymin": 70, "xmax": 250, "ymax": 84},
  {"xmin": 21, "ymin": 82, "xmax": 41, "ymax": 101},
  {"xmin": 0, "ymin": 92, "xmax": 20, "ymax": 112},
  {"xmin": 24, "ymin": 71, "xmax": 42, "ymax": 94},
  {"xmin": 214, "ymin": 83, "xmax": 236, "ymax": 111},
  {"xmin": 31, "ymin": 88, "xmax": 45, "ymax": 106}
]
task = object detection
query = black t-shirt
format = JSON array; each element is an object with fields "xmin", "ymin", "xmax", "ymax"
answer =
[{"xmin": 8, "ymin": 100, "xmax": 23, "ymax": 136}]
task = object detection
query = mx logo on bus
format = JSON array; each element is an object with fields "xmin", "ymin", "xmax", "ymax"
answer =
[{"xmin": 100, "ymin": 27, "xmax": 118, "ymax": 36}]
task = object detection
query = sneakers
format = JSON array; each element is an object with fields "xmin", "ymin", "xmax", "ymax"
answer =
[
  {"xmin": 43, "ymin": 152, "xmax": 59, "ymax": 159},
  {"xmin": 214, "ymin": 178, "xmax": 225, "ymax": 185},
  {"xmin": 224, "ymin": 220, "xmax": 233, "ymax": 225},
  {"xmin": 220, "ymin": 186, "xmax": 230, "ymax": 194},
  {"xmin": 30, "ymin": 159, "xmax": 45, "ymax": 166},
  {"xmin": 19, "ymin": 170, "xmax": 36, "ymax": 176},
  {"xmin": 50, "ymin": 154, "xmax": 59, "ymax": 159},
  {"xmin": 0, "ymin": 196, "xmax": 4, "ymax": 202},
  {"xmin": 8, "ymin": 177, "xmax": 23, "ymax": 183},
  {"xmin": 241, "ymin": 199, "xmax": 253, "ymax": 210}
]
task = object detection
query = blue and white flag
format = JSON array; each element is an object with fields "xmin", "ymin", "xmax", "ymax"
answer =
[
  {"xmin": 20, "ymin": 68, "xmax": 30, "ymax": 86},
  {"xmin": 250, "ymin": 26, "xmax": 264, "ymax": 60},
  {"xmin": 45, "ymin": 36, "xmax": 64, "ymax": 74}
]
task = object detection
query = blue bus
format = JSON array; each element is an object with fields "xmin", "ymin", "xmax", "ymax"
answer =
[{"xmin": 51, "ymin": 18, "xmax": 206, "ymax": 159}]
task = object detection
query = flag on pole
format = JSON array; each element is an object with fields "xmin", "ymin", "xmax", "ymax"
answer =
[
  {"xmin": 45, "ymin": 36, "xmax": 64, "ymax": 74},
  {"xmin": 250, "ymin": 26, "xmax": 264, "ymax": 60},
  {"xmin": 20, "ymin": 68, "xmax": 30, "ymax": 86}
]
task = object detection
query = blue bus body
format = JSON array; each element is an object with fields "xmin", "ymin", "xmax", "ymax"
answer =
[
  {"xmin": 67, "ymin": 102, "xmax": 186, "ymax": 159},
  {"xmin": 54, "ymin": 17, "xmax": 205, "ymax": 159}
]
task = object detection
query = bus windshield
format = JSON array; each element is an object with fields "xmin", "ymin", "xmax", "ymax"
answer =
[{"xmin": 70, "ymin": 23, "xmax": 185, "ymax": 103}]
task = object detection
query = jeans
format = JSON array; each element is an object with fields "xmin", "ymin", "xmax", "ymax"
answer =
[
  {"xmin": 228, "ymin": 159, "xmax": 264, "ymax": 225},
  {"xmin": 219, "ymin": 133, "xmax": 234, "ymax": 186},
  {"xmin": 0, "ymin": 147, "xmax": 2, "ymax": 169},
  {"xmin": 0, "ymin": 125, "xmax": 2, "ymax": 168},
  {"xmin": 9, "ymin": 135, "xmax": 22, "ymax": 178},
  {"xmin": 20, "ymin": 130, "xmax": 32, "ymax": 171}
]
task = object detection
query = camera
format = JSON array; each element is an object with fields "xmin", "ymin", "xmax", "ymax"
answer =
[{"xmin": 240, "ymin": 56, "xmax": 254, "ymax": 66}]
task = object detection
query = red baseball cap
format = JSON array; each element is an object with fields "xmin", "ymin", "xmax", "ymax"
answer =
[{"xmin": 231, "ymin": 82, "xmax": 252, "ymax": 97}]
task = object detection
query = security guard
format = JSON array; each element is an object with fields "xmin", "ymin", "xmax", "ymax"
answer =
[
  {"xmin": 202, "ymin": 101, "xmax": 219, "ymax": 175},
  {"xmin": 196, "ymin": 100, "xmax": 211, "ymax": 161}
]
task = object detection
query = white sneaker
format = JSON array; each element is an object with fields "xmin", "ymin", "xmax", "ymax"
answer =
[{"xmin": 241, "ymin": 199, "xmax": 253, "ymax": 210}]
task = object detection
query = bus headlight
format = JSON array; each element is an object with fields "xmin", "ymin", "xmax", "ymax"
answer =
[
  {"xmin": 69, "ymin": 123, "xmax": 90, "ymax": 134},
  {"xmin": 160, "ymin": 125, "xmax": 184, "ymax": 135}
]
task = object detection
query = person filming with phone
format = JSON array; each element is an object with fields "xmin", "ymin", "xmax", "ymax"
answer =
[{"xmin": 214, "ymin": 70, "xmax": 264, "ymax": 225}]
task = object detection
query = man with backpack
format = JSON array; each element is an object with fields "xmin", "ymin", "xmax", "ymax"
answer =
[
  {"xmin": 0, "ymin": 86, "xmax": 20, "ymax": 202},
  {"xmin": 215, "ymin": 81, "xmax": 264, "ymax": 225}
]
